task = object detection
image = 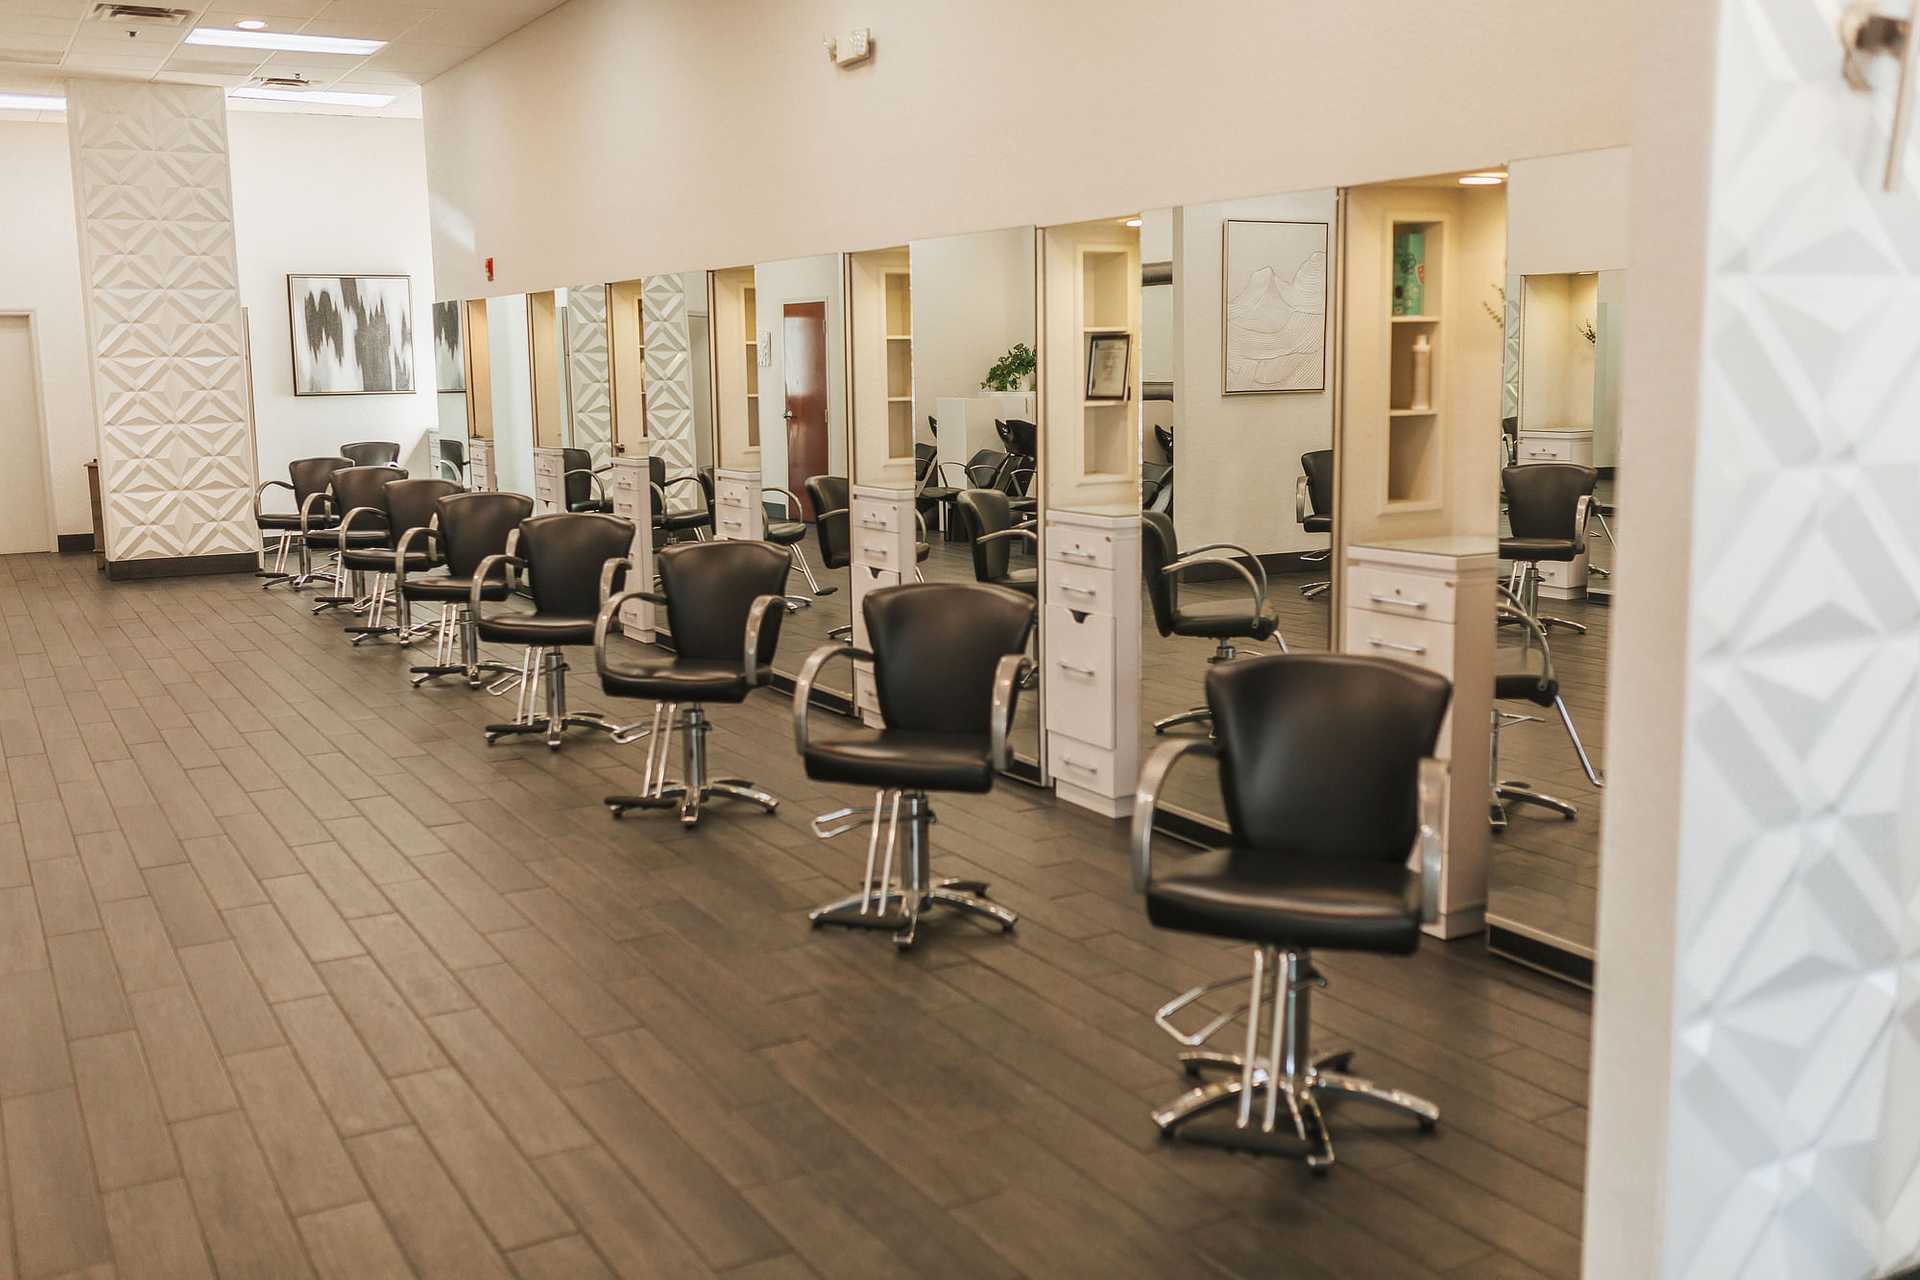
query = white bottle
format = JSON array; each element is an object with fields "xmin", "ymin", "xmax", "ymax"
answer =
[{"xmin": 1409, "ymin": 333, "xmax": 1433, "ymax": 412}]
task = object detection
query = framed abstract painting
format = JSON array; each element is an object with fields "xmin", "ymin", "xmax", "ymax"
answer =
[{"xmin": 288, "ymin": 274, "xmax": 415, "ymax": 396}]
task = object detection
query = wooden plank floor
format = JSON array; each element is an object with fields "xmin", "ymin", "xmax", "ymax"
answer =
[{"xmin": 0, "ymin": 548, "xmax": 1592, "ymax": 1278}]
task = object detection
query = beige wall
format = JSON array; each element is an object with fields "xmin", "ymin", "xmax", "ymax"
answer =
[{"xmin": 423, "ymin": 0, "xmax": 1632, "ymax": 299}]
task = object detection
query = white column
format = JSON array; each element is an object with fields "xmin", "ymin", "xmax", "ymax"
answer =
[
  {"xmin": 849, "ymin": 484, "xmax": 917, "ymax": 727},
  {"xmin": 606, "ymin": 441, "xmax": 654, "ymax": 642}
]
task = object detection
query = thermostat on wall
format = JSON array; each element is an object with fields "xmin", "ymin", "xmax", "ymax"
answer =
[{"xmin": 825, "ymin": 27, "xmax": 872, "ymax": 67}]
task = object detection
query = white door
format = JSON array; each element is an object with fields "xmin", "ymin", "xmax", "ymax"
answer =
[{"xmin": 0, "ymin": 317, "xmax": 51, "ymax": 554}]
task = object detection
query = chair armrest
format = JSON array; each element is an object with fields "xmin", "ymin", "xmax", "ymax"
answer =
[
  {"xmin": 791, "ymin": 642, "xmax": 872, "ymax": 755},
  {"xmin": 1010, "ymin": 468, "xmax": 1035, "ymax": 494},
  {"xmin": 1164, "ymin": 553, "xmax": 1266, "ymax": 621},
  {"xmin": 1130, "ymin": 738, "xmax": 1219, "ymax": 892},
  {"xmin": 1416, "ymin": 757, "xmax": 1449, "ymax": 926},
  {"xmin": 914, "ymin": 510, "xmax": 928, "ymax": 541},
  {"xmin": 815, "ymin": 506, "xmax": 850, "ymax": 525},
  {"xmin": 989, "ymin": 653, "xmax": 1034, "ymax": 772},
  {"xmin": 468, "ymin": 554, "xmax": 526, "ymax": 628},
  {"xmin": 1183, "ymin": 541, "xmax": 1269, "ymax": 600},
  {"xmin": 392, "ymin": 522, "xmax": 437, "ymax": 585},
  {"xmin": 593, "ymin": 587, "xmax": 668, "ymax": 669},
  {"xmin": 742, "ymin": 594, "xmax": 783, "ymax": 686},
  {"xmin": 935, "ymin": 462, "xmax": 972, "ymax": 487},
  {"xmin": 253, "ymin": 479, "xmax": 292, "ymax": 523},
  {"xmin": 598, "ymin": 557, "xmax": 635, "ymax": 608},
  {"xmin": 648, "ymin": 482, "xmax": 669, "ymax": 518},
  {"xmin": 1294, "ymin": 475, "xmax": 1309, "ymax": 525},
  {"xmin": 1573, "ymin": 494, "xmax": 1591, "ymax": 555},
  {"xmin": 764, "ymin": 486, "xmax": 803, "ymax": 518},
  {"xmin": 563, "ymin": 469, "xmax": 608, "ymax": 501},
  {"xmin": 336, "ymin": 506, "xmax": 385, "ymax": 554},
  {"xmin": 298, "ymin": 490, "xmax": 333, "ymax": 535},
  {"xmin": 437, "ymin": 458, "xmax": 463, "ymax": 483},
  {"xmin": 976, "ymin": 528, "xmax": 1039, "ymax": 549}
]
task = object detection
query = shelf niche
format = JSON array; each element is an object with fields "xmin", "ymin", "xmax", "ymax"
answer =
[{"xmin": 1385, "ymin": 218, "xmax": 1445, "ymax": 508}]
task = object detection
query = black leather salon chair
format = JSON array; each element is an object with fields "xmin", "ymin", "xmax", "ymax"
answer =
[
  {"xmin": 1143, "ymin": 511, "xmax": 1284, "ymax": 734},
  {"xmin": 998, "ymin": 419, "xmax": 1038, "ymax": 518},
  {"xmin": 1141, "ymin": 461, "xmax": 1174, "ymax": 513},
  {"xmin": 1155, "ymin": 423, "xmax": 1175, "ymax": 461},
  {"xmin": 596, "ymin": 539, "xmax": 790, "ymax": 827},
  {"xmin": 1490, "ymin": 588, "xmax": 1604, "ymax": 828},
  {"xmin": 401, "ymin": 491, "xmax": 533, "ymax": 688},
  {"xmin": 794, "ymin": 581, "xmax": 1035, "ymax": 949},
  {"xmin": 437, "ymin": 437, "xmax": 467, "ymax": 484},
  {"xmin": 1501, "ymin": 463, "xmax": 1595, "ymax": 633},
  {"xmin": 308, "ymin": 465, "xmax": 406, "ymax": 614},
  {"xmin": 956, "ymin": 490, "xmax": 1036, "ymax": 597},
  {"xmin": 1133, "ymin": 653, "xmax": 1451, "ymax": 1169},
  {"xmin": 473, "ymin": 512, "xmax": 636, "ymax": 749},
  {"xmin": 938, "ymin": 449, "xmax": 1009, "ymax": 540},
  {"xmin": 803, "ymin": 475, "xmax": 854, "ymax": 639},
  {"xmin": 342, "ymin": 477, "xmax": 460, "ymax": 644},
  {"xmin": 341, "ymin": 440, "xmax": 401, "ymax": 468},
  {"xmin": 914, "ymin": 434, "xmax": 958, "ymax": 537},
  {"xmin": 1296, "ymin": 449, "xmax": 1333, "ymax": 599},
  {"xmin": 255, "ymin": 455, "xmax": 350, "ymax": 589},
  {"xmin": 653, "ymin": 459, "xmax": 712, "ymax": 542},
  {"xmin": 761, "ymin": 485, "xmax": 834, "ymax": 613},
  {"xmin": 562, "ymin": 446, "xmax": 613, "ymax": 513}
]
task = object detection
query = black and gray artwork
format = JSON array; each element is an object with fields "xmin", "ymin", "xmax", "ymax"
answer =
[
  {"xmin": 432, "ymin": 299, "xmax": 465, "ymax": 392},
  {"xmin": 289, "ymin": 275, "xmax": 414, "ymax": 395}
]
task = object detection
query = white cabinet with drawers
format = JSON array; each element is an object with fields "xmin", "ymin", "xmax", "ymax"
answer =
[
  {"xmin": 1341, "ymin": 536, "xmax": 1497, "ymax": 939},
  {"xmin": 532, "ymin": 447, "xmax": 567, "ymax": 515},
  {"xmin": 469, "ymin": 439, "xmax": 495, "ymax": 492},
  {"xmin": 1043, "ymin": 508, "xmax": 1139, "ymax": 818},
  {"xmin": 851, "ymin": 484, "xmax": 918, "ymax": 728},
  {"xmin": 1511, "ymin": 429, "xmax": 1594, "ymax": 598},
  {"xmin": 713, "ymin": 467, "xmax": 763, "ymax": 541},
  {"xmin": 606, "ymin": 449, "xmax": 655, "ymax": 641}
]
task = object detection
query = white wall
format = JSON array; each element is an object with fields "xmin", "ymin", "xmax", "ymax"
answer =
[
  {"xmin": 1172, "ymin": 188, "xmax": 1338, "ymax": 555},
  {"xmin": 230, "ymin": 115, "xmax": 440, "ymax": 486},
  {"xmin": 423, "ymin": 0, "xmax": 1631, "ymax": 300},
  {"xmin": 487, "ymin": 293, "xmax": 534, "ymax": 497},
  {"xmin": 752, "ymin": 255, "xmax": 845, "ymax": 505},
  {"xmin": 908, "ymin": 227, "xmax": 1034, "ymax": 443},
  {"xmin": 1507, "ymin": 146, "xmax": 1632, "ymax": 276}
]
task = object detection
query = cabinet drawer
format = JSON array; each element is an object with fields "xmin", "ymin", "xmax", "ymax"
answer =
[
  {"xmin": 1516, "ymin": 437, "xmax": 1576, "ymax": 463},
  {"xmin": 852, "ymin": 525, "xmax": 904, "ymax": 572},
  {"xmin": 1347, "ymin": 564, "xmax": 1456, "ymax": 623},
  {"xmin": 1345, "ymin": 609, "xmax": 1454, "ymax": 678},
  {"xmin": 851, "ymin": 567, "xmax": 900, "ymax": 648},
  {"xmin": 716, "ymin": 478, "xmax": 752, "ymax": 508},
  {"xmin": 714, "ymin": 512, "xmax": 754, "ymax": 539},
  {"xmin": 852, "ymin": 501, "xmax": 900, "ymax": 535},
  {"xmin": 1048, "ymin": 736, "xmax": 1117, "ymax": 794},
  {"xmin": 1045, "ymin": 605, "xmax": 1115, "ymax": 749},
  {"xmin": 1047, "ymin": 525, "xmax": 1115, "ymax": 570},
  {"xmin": 853, "ymin": 665, "xmax": 882, "ymax": 721},
  {"xmin": 1047, "ymin": 560, "xmax": 1112, "ymax": 615}
]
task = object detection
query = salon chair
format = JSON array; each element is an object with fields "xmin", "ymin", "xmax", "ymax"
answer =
[
  {"xmin": 1155, "ymin": 423, "xmax": 1175, "ymax": 462},
  {"xmin": 1296, "ymin": 448, "xmax": 1334, "ymax": 599},
  {"xmin": 438, "ymin": 437, "xmax": 467, "ymax": 484},
  {"xmin": 341, "ymin": 441, "xmax": 401, "ymax": 468},
  {"xmin": 255, "ymin": 455, "xmax": 351, "ymax": 589},
  {"xmin": 401, "ymin": 491, "xmax": 533, "ymax": 688},
  {"xmin": 562, "ymin": 446, "xmax": 614, "ymax": 514},
  {"xmin": 1588, "ymin": 499, "xmax": 1616, "ymax": 580},
  {"xmin": 654, "ymin": 459, "xmax": 713, "ymax": 542},
  {"xmin": 308, "ymin": 465, "xmax": 407, "ymax": 615},
  {"xmin": 596, "ymin": 539, "xmax": 789, "ymax": 827},
  {"xmin": 998, "ymin": 419, "xmax": 1039, "ymax": 518},
  {"xmin": 1133, "ymin": 653, "xmax": 1451, "ymax": 1170},
  {"xmin": 1501, "ymin": 463, "xmax": 1594, "ymax": 634},
  {"xmin": 341, "ymin": 477, "xmax": 460, "ymax": 645},
  {"xmin": 1143, "ymin": 511, "xmax": 1285, "ymax": 734},
  {"xmin": 914, "ymin": 435, "xmax": 957, "ymax": 537},
  {"xmin": 938, "ymin": 449, "xmax": 1010, "ymax": 541},
  {"xmin": 473, "ymin": 512, "xmax": 636, "ymax": 749},
  {"xmin": 956, "ymin": 490, "xmax": 1036, "ymax": 598},
  {"xmin": 795, "ymin": 581, "xmax": 1035, "ymax": 949},
  {"xmin": 1490, "ymin": 588, "xmax": 1604, "ymax": 828},
  {"xmin": 804, "ymin": 475, "xmax": 855, "ymax": 640},
  {"xmin": 1141, "ymin": 462, "xmax": 1174, "ymax": 513},
  {"xmin": 762, "ymin": 485, "xmax": 835, "ymax": 614}
]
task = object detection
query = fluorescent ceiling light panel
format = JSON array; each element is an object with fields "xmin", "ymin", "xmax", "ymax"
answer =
[
  {"xmin": 231, "ymin": 86, "xmax": 395, "ymax": 106},
  {"xmin": 0, "ymin": 93, "xmax": 64, "ymax": 111},
  {"xmin": 1458, "ymin": 171, "xmax": 1507, "ymax": 186},
  {"xmin": 186, "ymin": 27, "xmax": 385, "ymax": 55}
]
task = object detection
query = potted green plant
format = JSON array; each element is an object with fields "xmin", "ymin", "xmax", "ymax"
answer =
[{"xmin": 980, "ymin": 342, "xmax": 1035, "ymax": 392}]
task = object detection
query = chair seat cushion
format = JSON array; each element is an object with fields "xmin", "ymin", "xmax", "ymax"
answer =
[
  {"xmin": 660, "ymin": 510, "xmax": 710, "ymax": 531},
  {"xmin": 1170, "ymin": 605, "xmax": 1278, "ymax": 642},
  {"xmin": 1302, "ymin": 514, "xmax": 1332, "ymax": 534},
  {"xmin": 804, "ymin": 729, "xmax": 995, "ymax": 793},
  {"xmin": 400, "ymin": 574, "xmax": 512, "ymax": 603},
  {"xmin": 1000, "ymin": 567, "xmax": 1038, "ymax": 597},
  {"xmin": 257, "ymin": 512, "xmax": 313, "ymax": 531},
  {"xmin": 1009, "ymin": 497, "xmax": 1037, "ymax": 513},
  {"xmin": 916, "ymin": 542, "xmax": 930, "ymax": 563},
  {"xmin": 476, "ymin": 613, "xmax": 596, "ymax": 646},
  {"xmin": 1500, "ymin": 536, "xmax": 1579, "ymax": 563},
  {"xmin": 344, "ymin": 546, "xmax": 436, "ymax": 572},
  {"xmin": 570, "ymin": 499, "xmax": 614, "ymax": 514},
  {"xmin": 307, "ymin": 527, "xmax": 388, "ymax": 550},
  {"xmin": 919, "ymin": 486, "xmax": 957, "ymax": 502},
  {"xmin": 1494, "ymin": 670, "xmax": 1559, "ymax": 706},
  {"xmin": 1147, "ymin": 849, "xmax": 1422, "ymax": 954},
  {"xmin": 765, "ymin": 520, "xmax": 806, "ymax": 546},
  {"xmin": 600, "ymin": 657, "xmax": 753, "ymax": 704}
]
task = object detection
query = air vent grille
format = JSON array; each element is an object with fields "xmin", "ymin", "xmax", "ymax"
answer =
[
  {"xmin": 90, "ymin": 4, "xmax": 193, "ymax": 25},
  {"xmin": 255, "ymin": 76, "xmax": 312, "ymax": 88}
]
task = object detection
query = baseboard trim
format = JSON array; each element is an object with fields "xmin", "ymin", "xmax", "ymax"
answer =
[
  {"xmin": 1486, "ymin": 920, "xmax": 1595, "ymax": 988},
  {"xmin": 104, "ymin": 552, "xmax": 257, "ymax": 582},
  {"xmin": 57, "ymin": 533, "xmax": 95, "ymax": 554}
]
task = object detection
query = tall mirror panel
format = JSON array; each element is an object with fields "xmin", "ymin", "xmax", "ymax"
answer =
[
  {"xmin": 432, "ymin": 299, "xmax": 470, "ymax": 484},
  {"xmin": 485, "ymin": 292, "xmax": 535, "ymax": 499}
]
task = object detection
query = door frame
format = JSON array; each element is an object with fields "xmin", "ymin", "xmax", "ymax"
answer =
[
  {"xmin": 0, "ymin": 310, "xmax": 62, "ymax": 556},
  {"xmin": 778, "ymin": 294, "xmax": 831, "ymax": 519}
]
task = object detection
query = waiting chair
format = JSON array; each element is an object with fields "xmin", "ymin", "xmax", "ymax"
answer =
[
  {"xmin": 1143, "ymin": 511, "xmax": 1285, "ymax": 734},
  {"xmin": 309, "ymin": 465, "xmax": 406, "ymax": 614},
  {"xmin": 1296, "ymin": 449, "xmax": 1333, "ymax": 600},
  {"xmin": 401, "ymin": 491, "xmax": 533, "ymax": 688},
  {"xmin": 1490, "ymin": 588, "xmax": 1604, "ymax": 828},
  {"xmin": 473, "ymin": 512, "xmax": 636, "ymax": 749},
  {"xmin": 341, "ymin": 441, "xmax": 401, "ymax": 468},
  {"xmin": 254, "ymin": 455, "xmax": 350, "ymax": 588},
  {"xmin": 342, "ymin": 477, "xmax": 460, "ymax": 644},
  {"xmin": 795, "ymin": 582, "xmax": 1035, "ymax": 949},
  {"xmin": 1501, "ymin": 463, "xmax": 1594, "ymax": 634},
  {"xmin": 1133, "ymin": 654, "xmax": 1451, "ymax": 1170},
  {"xmin": 955, "ymin": 490, "xmax": 1036, "ymax": 598},
  {"xmin": 804, "ymin": 475, "xmax": 854, "ymax": 640},
  {"xmin": 596, "ymin": 539, "xmax": 790, "ymax": 827},
  {"xmin": 562, "ymin": 447, "xmax": 613, "ymax": 513}
]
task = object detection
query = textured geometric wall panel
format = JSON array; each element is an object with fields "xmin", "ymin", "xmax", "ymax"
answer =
[
  {"xmin": 1664, "ymin": 1, "xmax": 1920, "ymax": 1275},
  {"xmin": 66, "ymin": 80, "xmax": 255, "ymax": 562},
  {"xmin": 1501, "ymin": 272, "xmax": 1521, "ymax": 422},
  {"xmin": 564, "ymin": 285, "xmax": 612, "ymax": 468},
  {"xmin": 641, "ymin": 274, "xmax": 697, "ymax": 510}
]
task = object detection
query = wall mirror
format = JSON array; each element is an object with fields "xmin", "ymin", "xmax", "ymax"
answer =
[
  {"xmin": 485, "ymin": 292, "xmax": 534, "ymax": 498},
  {"xmin": 432, "ymin": 299, "xmax": 471, "ymax": 483}
]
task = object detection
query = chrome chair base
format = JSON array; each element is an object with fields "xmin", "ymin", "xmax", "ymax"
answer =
[
  {"xmin": 1507, "ymin": 562, "xmax": 1587, "ymax": 634},
  {"xmin": 606, "ymin": 704, "xmax": 778, "ymax": 828},
  {"xmin": 1299, "ymin": 580, "xmax": 1331, "ymax": 599},
  {"xmin": 810, "ymin": 880, "xmax": 1015, "ymax": 951},
  {"xmin": 483, "ymin": 647, "xmax": 623, "ymax": 751},
  {"xmin": 408, "ymin": 604, "xmax": 520, "ymax": 689},
  {"xmin": 1492, "ymin": 782, "xmax": 1578, "ymax": 828},
  {"xmin": 808, "ymin": 790, "xmax": 1015, "ymax": 950},
  {"xmin": 1150, "ymin": 947, "xmax": 1436, "ymax": 1172}
]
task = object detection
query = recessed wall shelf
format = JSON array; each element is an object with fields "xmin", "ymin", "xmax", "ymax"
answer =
[
  {"xmin": 1386, "ymin": 217, "xmax": 1445, "ymax": 508},
  {"xmin": 884, "ymin": 268, "xmax": 914, "ymax": 460}
]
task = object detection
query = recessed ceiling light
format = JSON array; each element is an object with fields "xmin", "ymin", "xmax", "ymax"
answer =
[
  {"xmin": 1459, "ymin": 171, "xmax": 1508, "ymax": 186},
  {"xmin": 230, "ymin": 86, "xmax": 395, "ymax": 107},
  {"xmin": 186, "ymin": 27, "xmax": 385, "ymax": 55},
  {"xmin": 1124, "ymin": 217, "xmax": 1143, "ymax": 228},
  {"xmin": 236, "ymin": 19, "xmax": 267, "ymax": 29},
  {"xmin": 0, "ymin": 93, "xmax": 64, "ymax": 111}
]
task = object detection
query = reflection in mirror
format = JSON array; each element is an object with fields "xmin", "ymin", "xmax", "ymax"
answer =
[
  {"xmin": 1137, "ymin": 190, "xmax": 1338, "ymax": 826},
  {"xmin": 432, "ymin": 300, "xmax": 470, "ymax": 484},
  {"xmin": 486, "ymin": 293, "xmax": 534, "ymax": 497},
  {"xmin": 561, "ymin": 285, "xmax": 614, "ymax": 518}
]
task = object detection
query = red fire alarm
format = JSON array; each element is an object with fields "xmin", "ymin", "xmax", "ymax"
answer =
[{"xmin": 485, "ymin": 256, "xmax": 495, "ymax": 282}]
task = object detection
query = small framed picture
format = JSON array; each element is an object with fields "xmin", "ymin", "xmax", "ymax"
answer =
[{"xmin": 1085, "ymin": 332, "xmax": 1130, "ymax": 400}]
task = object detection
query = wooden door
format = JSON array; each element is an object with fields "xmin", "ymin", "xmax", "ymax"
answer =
[{"xmin": 782, "ymin": 301, "xmax": 829, "ymax": 517}]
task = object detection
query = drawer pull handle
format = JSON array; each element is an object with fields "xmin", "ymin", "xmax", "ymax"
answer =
[
  {"xmin": 1059, "ymin": 550, "xmax": 1099, "ymax": 563},
  {"xmin": 720, "ymin": 518, "xmax": 745, "ymax": 530},
  {"xmin": 1368, "ymin": 593, "xmax": 1427, "ymax": 610},
  {"xmin": 1057, "ymin": 662, "xmax": 1097, "ymax": 678},
  {"xmin": 1058, "ymin": 584, "xmax": 1096, "ymax": 597},
  {"xmin": 1059, "ymin": 756, "xmax": 1098, "ymax": 774},
  {"xmin": 1368, "ymin": 636, "xmax": 1427, "ymax": 656},
  {"xmin": 860, "ymin": 518, "xmax": 889, "ymax": 530}
]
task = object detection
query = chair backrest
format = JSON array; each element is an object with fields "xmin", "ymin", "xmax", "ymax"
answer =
[
  {"xmin": 964, "ymin": 448, "xmax": 1007, "ymax": 488},
  {"xmin": 436, "ymin": 491, "xmax": 534, "ymax": 578},
  {"xmin": 1503, "ymin": 463, "xmax": 1596, "ymax": 541},
  {"xmin": 957, "ymin": 488, "xmax": 1018, "ymax": 583},
  {"xmin": 561, "ymin": 447, "xmax": 593, "ymax": 508},
  {"xmin": 1155, "ymin": 424, "xmax": 1175, "ymax": 458},
  {"xmin": 804, "ymin": 475, "xmax": 851, "ymax": 568},
  {"xmin": 516, "ymin": 513, "xmax": 635, "ymax": 618},
  {"xmin": 1208, "ymin": 655, "xmax": 1451, "ymax": 862},
  {"xmin": 341, "ymin": 441, "xmax": 400, "ymax": 467},
  {"xmin": 864, "ymin": 582, "xmax": 1036, "ymax": 736},
  {"xmin": 386, "ymin": 478, "xmax": 462, "ymax": 541},
  {"xmin": 1140, "ymin": 510, "xmax": 1181, "ymax": 636},
  {"xmin": 914, "ymin": 442, "xmax": 936, "ymax": 481},
  {"xmin": 648, "ymin": 456, "xmax": 666, "ymax": 492},
  {"xmin": 697, "ymin": 467, "xmax": 715, "ymax": 508},
  {"xmin": 1141, "ymin": 462, "xmax": 1173, "ymax": 510},
  {"xmin": 1301, "ymin": 449, "xmax": 1333, "ymax": 518},
  {"xmin": 1003, "ymin": 418, "xmax": 1037, "ymax": 460},
  {"xmin": 656, "ymin": 540, "xmax": 789, "ymax": 665},
  {"xmin": 331, "ymin": 465, "xmax": 406, "ymax": 528},
  {"xmin": 438, "ymin": 437, "xmax": 467, "ymax": 468},
  {"xmin": 289, "ymin": 456, "xmax": 353, "ymax": 508}
]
